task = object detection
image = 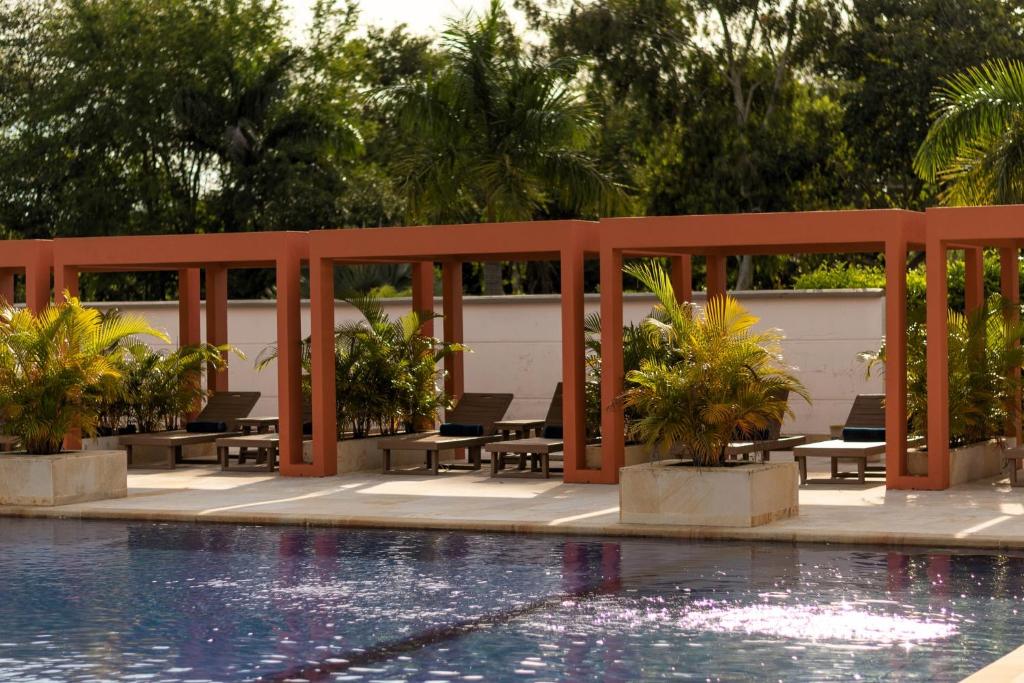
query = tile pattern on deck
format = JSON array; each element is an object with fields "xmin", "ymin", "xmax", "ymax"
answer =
[{"xmin": 3, "ymin": 466, "xmax": 1024, "ymax": 549}]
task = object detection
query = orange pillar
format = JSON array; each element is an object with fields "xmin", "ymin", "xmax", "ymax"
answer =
[
  {"xmin": 964, "ymin": 247, "xmax": 984, "ymax": 313},
  {"xmin": 308, "ymin": 256, "xmax": 337, "ymax": 476},
  {"xmin": 925, "ymin": 240, "xmax": 950, "ymax": 489},
  {"xmin": 276, "ymin": 244, "xmax": 305, "ymax": 475},
  {"xmin": 205, "ymin": 264, "xmax": 229, "ymax": 392},
  {"xmin": 560, "ymin": 243, "xmax": 587, "ymax": 481},
  {"xmin": 442, "ymin": 262, "xmax": 464, "ymax": 402},
  {"xmin": 411, "ymin": 261, "xmax": 434, "ymax": 337},
  {"xmin": 669, "ymin": 255, "xmax": 692, "ymax": 303},
  {"xmin": 706, "ymin": 254, "xmax": 727, "ymax": 299},
  {"xmin": 884, "ymin": 237, "xmax": 911, "ymax": 488},
  {"xmin": 55, "ymin": 264, "xmax": 82, "ymax": 451},
  {"xmin": 24, "ymin": 256, "xmax": 50, "ymax": 313},
  {"xmin": 597, "ymin": 246, "xmax": 624, "ymax": 484},
  {"xmin": 1001, "ymin": 247, "xmax": 1021, "ymax": 444},
  {"xmin": 178, "ymin": 268, "xmax": 201, "ymax": 347},
  {"xmin": 0, "ymin": 270, "xmax": 14, "ymax": 305}
]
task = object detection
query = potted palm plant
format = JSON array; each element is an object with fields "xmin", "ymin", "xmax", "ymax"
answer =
[
  {"xmin": 0, "ymin": 295, "xmax": 167, "ymax": 505},
  {"xmin": 616, "ymin": 263, "xmax": 808, "ymax": 527}
]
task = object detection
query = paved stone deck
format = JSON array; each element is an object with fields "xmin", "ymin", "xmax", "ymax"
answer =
[{"xmin": 4, "ymin": 465, "xmax": 1024, "ymax": 550}]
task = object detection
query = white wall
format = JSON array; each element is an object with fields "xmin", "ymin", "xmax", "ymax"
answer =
[{"xmin": 91, "ymin": 289, "xmax": 885, "ymax": 437}]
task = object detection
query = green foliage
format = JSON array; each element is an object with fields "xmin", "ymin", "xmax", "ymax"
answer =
[
  {"xmin": 617, "ymin": 262, "xmax": 809, "ymax": 466},
  {"xmin": 0, "ymin": 297, "xmax": 168, "ymax": 454},
  {"xmin": 793, "ymin": 263, "xmax": 887, "ymax": 290},
  {"xmin": 259, "ymin": 295, "xmax": 466, "ymax": 439},
  {"xmin": 915, "ymin": 59, "xmax": 1024, "ymax": 206},
  {"xmin": 107, "ymin": 343, "xmax": 239, "ymax": 433},
  {"xmin": 861, "ymin": 296, "xmax": 1024, "ymax": 446}
]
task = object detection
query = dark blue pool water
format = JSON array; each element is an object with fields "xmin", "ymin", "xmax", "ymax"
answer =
[{"xmin": 0, "ymin": 518, "xmax": 1019, "ymax": 681}]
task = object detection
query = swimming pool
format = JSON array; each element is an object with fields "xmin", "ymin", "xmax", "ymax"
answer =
[{"xmin": 0, "ymin": 518, "xmax": 1019, "ymax": 681}]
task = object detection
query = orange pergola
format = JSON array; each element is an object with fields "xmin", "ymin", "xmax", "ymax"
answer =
[
  {"xmin": 49, "ymin": 232, "xmax": 309, "ymax": 473},
  {"xmin": 0, "ymin": 239, "xmax": 53, "ymax": 312},
  {"xmin": 596, "ymin": 210, "xmax": 929, "ymax": 488},
  {"xmin": 305, "ymin": 221, "xmax": 600, "ymax": 481},
  {"xmin": 926, "ymin": 206, "xmax": 1024, "ymax": 490}
]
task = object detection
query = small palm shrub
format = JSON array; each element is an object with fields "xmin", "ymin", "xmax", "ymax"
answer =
[
  {"xmin": 0, "ymin": 296, "xmax": 168, "ymax": 454},
  {"xmin": 259, "ymin": 295, "xmax": 466, "ymax": 439},
  {"xmin": 618, "ymin": 263, "xmax": 808, "ymax": 466},
  {"xmin": 861, "ymin": 295, "xmax": 1024, "ymax": 447}
]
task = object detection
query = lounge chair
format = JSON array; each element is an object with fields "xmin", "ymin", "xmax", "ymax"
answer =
[
  {"xmin": 377, "ymin": 393, "xmax": 513, "ymax": 475},
  {"xmin": 486, "ymin": 384, "xmax": 565, "ymax": 478},
  {"xmin": 792, "ymin": 394, "xmax": 923, "ymax": 485},
  {"xmin": 724, "ymin": 390, "xmax": 806, "ymax": 461},
  {"xmin": 216, "ymin": 397, "xmax": 314, "ymax": 472},
  {"xmin": 120, "ymin": 391, "xmax": 261, "ymax": 469}
]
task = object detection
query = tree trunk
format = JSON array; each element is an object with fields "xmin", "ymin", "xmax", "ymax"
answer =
[
  {"xmin": 483, "ymin": 261, "xmax": 503, "ymax": 296},
  {"xmin": 736, "ymin": 255, "xmax": 754, "ymax": 291}
]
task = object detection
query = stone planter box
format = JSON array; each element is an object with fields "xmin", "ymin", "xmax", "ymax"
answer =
[
  {"xmin": 619, "ymin": 459, "xmax": 799, "ymax": 527},
  {"xmin": 907, "ymin": 439, "xmax": 1006, "ymax": 486},
  {"xmin": 585, "ymin": 443, "xmax": 650, "ymax": 469},
  {"xmin": 333, "ymin": 434, "xmax": 428, "ymax": 473},
  {"xmin": 0, "ymin": 450, "xmax": 127, "ymax": 506}
]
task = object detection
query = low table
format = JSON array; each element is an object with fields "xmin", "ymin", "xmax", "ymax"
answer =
[
  {"xmin": 493, "ymin": 419, "xmax": 546, "ymax": 440},
  {"xmin": 234, "ymin": 417, "xmax": 280, "ymax": 464},
  {"xmin": 216, "ymin": 433, "xmax": 305, "ymax": 472}
]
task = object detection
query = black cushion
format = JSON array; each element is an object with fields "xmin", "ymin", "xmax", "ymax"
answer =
[
  {"xmin": 542, "ymin": 425, "xmax": 563, "ymax": 439},
  {"xmin": 185, "ymin": 421, "xmax": 228, "ymax": 433},
  {"xmin": 843, "ymin": 427, "xmax": 886, "ymax": 442},
  {"xmin": 439, "ymin": 423, "xmax": 484, "ymax": 437}
]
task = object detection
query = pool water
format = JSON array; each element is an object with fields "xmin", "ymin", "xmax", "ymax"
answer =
[{"xmin": 0, "ymin": 518, "xmax": 1020, "ymax": 681}]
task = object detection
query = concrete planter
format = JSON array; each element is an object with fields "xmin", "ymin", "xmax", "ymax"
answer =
[
  {"xmin": 585, "ymin": 443, "xmax": 650, "ymax": 469},
  {"xmin": 334, "ymin": 434, "xmax": 426, "ymax": 473},
  {"xmin": 907, "ymin": 439, "xmax": 1006, "ymax": 486},
  {"xmin": 0, "ymin": 450, "xmax": 127, "ymax": 506},
  {"xmin": 619, "ymin": 459, "xmax": 799, "ymax": 527}
]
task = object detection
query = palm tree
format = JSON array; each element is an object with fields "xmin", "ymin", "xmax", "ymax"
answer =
[
  {"xmin": 377, "ymin": 0, "xmax": 625, "ymax": 295},
  {"xmin": 0, "ymin": 296, "xmax": 168, "ymax": 454},
  {"xmin": 618, "ymin": 262, "xmax": 808, "ymax": 466},
  {"xmin": 915, "ymin": 59, "xmax": 1024, "ymax": 205}
]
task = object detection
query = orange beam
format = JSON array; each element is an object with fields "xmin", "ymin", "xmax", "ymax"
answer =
[
  {"xmin": 706, "ymin": 254, "xmax": 727, "ymax": 298},
  {"xmin": 592, "ymin": 246, "xmax": 624, "ymax": 485},
  {"xmin": 925, "ymin": 240, "xmax": 951, "ymax": 490},
  {"xmin": 276, "ymin": 241, "xmax": 305, "ymax": 474},
  {"xmin": 669, "ymin": 255, "xmax": 692, "ymax": 302},
  {"xmin": 308, "ymin": 256, "xmax": 337, "ymax": 476},
  {"xmin": 441, "ymin": 262, "xmax": 464, "ymax": 402},
  {"xmin": 1001, "ymin": 247, "xmax": 1022, "ymax": 444},
  {"xmin": 964, "ymin": 248, "xmax": 984, "ymax": 314},
  {"xmin": 205, "ymin": 265, "xmax": 229, "ymax": 392},
  {"xmin": 560, "ymin": 241, "xmax": 587, "ymax": 480},
  {"xmin": 411, "ymin": 261, "xmax": 435, "ymax": 337}
]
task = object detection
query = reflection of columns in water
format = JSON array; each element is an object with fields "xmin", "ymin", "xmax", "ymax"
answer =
[
  {"xmin": 927, "ymin": 554, "xmax": 951, "ymax": 600},
  {"xmin": 886, "ymin": 552, "xmax": 910, "ymax": 594}
]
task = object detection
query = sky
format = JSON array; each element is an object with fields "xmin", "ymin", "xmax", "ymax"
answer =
[{"xmin": 284, "ymin": 0, "xmax": 524, "ymax": 37}]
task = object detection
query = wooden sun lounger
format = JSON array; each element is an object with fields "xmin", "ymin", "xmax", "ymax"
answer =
[
  {"xmin": 215, "ymin": 432, "xmax": 312, "ymax": 472},
  {"xmin": 377, "ymin": 392, "xmax": 513, "ymax": 475},
  {"xmin": 120, "ymin": 391, "xmax": 261, "ymax": 469},
  {"xmin": 792, "ymin": 394, "xmax": 923, "ymax": 484},
  {"xmin": 723, "ymin": 389, "xmax": 806, "ymax": 462},
  {"xmin": 486, "ymin": 384, "xmax": 564, "ymax": 478}
]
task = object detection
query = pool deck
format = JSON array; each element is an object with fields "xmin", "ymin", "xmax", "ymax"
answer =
[{"xmin": 5, "ymin": 465, "xmax": 1024, "ymax": 550}]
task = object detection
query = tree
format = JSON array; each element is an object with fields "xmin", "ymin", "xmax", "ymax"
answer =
[
  {"xmin": 825, "ymin": 0, "xmax": 1024, "ymax": 209},
  {"xmin": 378, "ymin": 0, "xmax": 624, "ymax": 295},
  {"xmin": 914, "ymin": 60, "xmax": 1024, "ymax": 205}
]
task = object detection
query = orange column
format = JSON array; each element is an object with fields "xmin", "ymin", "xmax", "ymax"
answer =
[
  {"xmin": 706, "ymin": 254, "xmax": 727, "ymax": 299},
  {"xmin": 0, "ymin": 270, "xmax": 15, "ymax": 305},
  {"xmin": 276, "ymin": 244, "xmax": 305, "ymax": 475},
  {"xmin": 1001, "ymin": 247, "xmax": 1021, "ymax": 444},
  {"xmin": 964, "ymin": 247, "xmax": 984, "ymax": 314},
  {"xmin": 442, "ymin": 262, "xmax": 464, "ymax": 402},
  {"xmin": 669, "ymin": 255, "xmax": 692, "ymax": 302},
  {"xmin": 596, "ymin": 246, "xmax": 624, "ymax": 484},
  {"xmin": 55, "ymin": 264, "xmax": 82, "ymax": 451},
  {"xmin": 884, "ymin": 237, "xmax": 911, "ymax": 488},
  {"xmin": 925, "ymin": 239, "xmax": 951, "ymax": 490},
  {"xmin": 560, "ymin": 243, "xmax": 587, "ymax": 481},
  {"xmin": 308, "ymin": 256, "xmax": 337, "ymax": 476},
  {"xmin": 411, "ymin": 261, "xmax": 435, "ymax": 337},
  {"xmin": 24, "ymin": 255, "xmax": 50, "ymax": 313},
  {"xmin": 178, "ymin": 268, "xmax": 201, "ymax": 347},
  {"xmin": 205, "ymin": 264, "xmax": 229, "ymax": 392}
]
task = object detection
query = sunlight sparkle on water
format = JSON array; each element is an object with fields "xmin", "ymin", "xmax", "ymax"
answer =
[{"xmin": 676, "ymin": 601, "xmax": 958, "ymax": 644}]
